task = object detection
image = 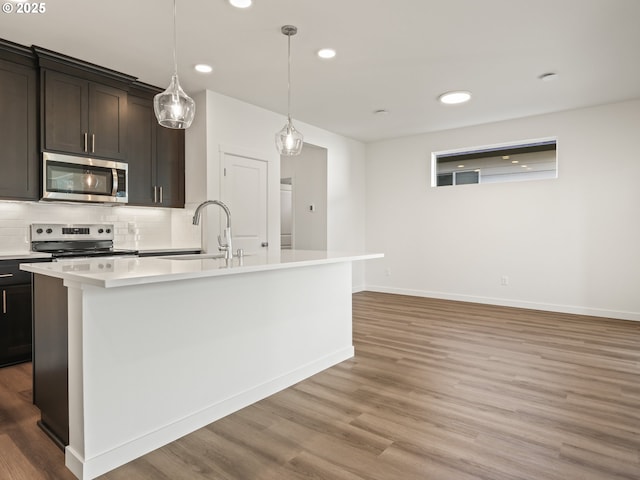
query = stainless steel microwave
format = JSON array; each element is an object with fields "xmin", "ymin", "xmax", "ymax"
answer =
[{"xmin": 42, "ymin": 152, "xmax": 128, "ymax": 204}]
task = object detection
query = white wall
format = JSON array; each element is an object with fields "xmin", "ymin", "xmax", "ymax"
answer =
[
  {"xmin": 365, "ymin": 99, "xmax": 640, "ymax": 320},
  {"xmin": 186, "ymin": 90, "xmax": 368, "ymax": 290}
]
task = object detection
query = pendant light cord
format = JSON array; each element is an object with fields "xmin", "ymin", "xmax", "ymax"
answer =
[
  {"xmin": 287, "ymin": 31, "xmax": 292, "ymax": 122},
  {"xmin": 172, "ymin": 0, "xmax": 178, "ymax": 75}
]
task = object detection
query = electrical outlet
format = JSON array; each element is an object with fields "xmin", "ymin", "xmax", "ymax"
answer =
[
  {"xmin": 500, "ymin": 275, "xmax": 509, "ymax": 286},
  {"xmin": 385, "ymin": 268, "xmax": 392, "ymax": 277}
]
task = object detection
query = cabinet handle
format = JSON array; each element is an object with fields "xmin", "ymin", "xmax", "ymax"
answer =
[
  {"xmin": 153, "ymin": 186, "xmax": 157, "ymax": 203},
  {"xmin": 91, "ymin": 134, "xmax": 96, "ymax": 153},
  {"xmin": 2, "ymin": 290, "xmax": 6, "ymax": 315},
  {"xmin": 83, "ymin": 132, "xmax": 88, "ymax": 152},
  {"xmin": 159, "ymin": 186, "xmax": 163, "ymax": 204},
  {"xmin": 0, "ymin": 273, "xmax": 13, "ymax": 278}
]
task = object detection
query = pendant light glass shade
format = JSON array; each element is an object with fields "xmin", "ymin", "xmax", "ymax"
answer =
[
  {"xmin": 154, "ymin": 74, "xmax": 195, "ymax": 129},
  {"xmin": 275, "ymin": 25, "xmax": 303, "ymax": 156},
  {"xmin": 276, "ymin": 117, "xmax": 304, "ymax": 155},
  {"xmin": 154, "ymin": 0, "xmax": 195, "ymax": 129}
]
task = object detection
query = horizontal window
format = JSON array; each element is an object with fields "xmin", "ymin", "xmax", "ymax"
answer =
[{"xmin": 432, "ymin": 138, "xmax": 557, "ymax": 187}]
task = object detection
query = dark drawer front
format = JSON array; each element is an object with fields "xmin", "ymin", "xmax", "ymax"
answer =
[
  {"xmin": 0, "ymin": 263, "xmax": 28, "ymax": 285},
  {"xmin": 0, "ymin": 258, "xmax": 51, "ymax": 285}
]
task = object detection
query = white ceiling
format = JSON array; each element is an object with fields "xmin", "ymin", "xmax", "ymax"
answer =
[{"xmin": 2, "ymin": 0, "xmax": 639, "ymax": 143}]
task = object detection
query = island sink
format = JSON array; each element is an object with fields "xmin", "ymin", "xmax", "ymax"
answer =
[{"xmin": 160, "ymin": 253, "xmax": 227, "ymax": 260}]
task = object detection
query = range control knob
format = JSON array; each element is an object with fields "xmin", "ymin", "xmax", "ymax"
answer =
[
  {"xmin": 105, "ymin": 228, "xmax": 111, "ymax": 234},
  {"xmin": 46, "ymin": 228, "xmax": 53, "ymax": 234},
  {"xmin": 36, "ymin": 228, "xmax": 43, "ymax": 234},
  {"xmin": 98, "ymin": 228, "xmax": 104, "ymax": 234}
]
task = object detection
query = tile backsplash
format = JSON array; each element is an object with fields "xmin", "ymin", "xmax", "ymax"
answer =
[{"xmin": 0, "ymin": 201, "xmax": 200, "ymax": 253}]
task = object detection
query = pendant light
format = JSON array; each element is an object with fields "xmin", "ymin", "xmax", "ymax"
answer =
[
  {"xmin": 275, "ymin": 25, "xmax": 303, "ymax": 156},
  {"xmin": 154, "ymin": 0, "xmax": 195, "ymax": 129}
]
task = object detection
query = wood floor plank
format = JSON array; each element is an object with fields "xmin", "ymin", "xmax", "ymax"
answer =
[
  {"xmin": 0, "ymin": 433, "xmax": 48, "ymax": 480},
  {"xmin": 0, "ymin": 362, "xmax": 75, "ymax": 480},
  {"xmin": 1, "ymin": 292, "xmax": 639, "ymax": 479}
]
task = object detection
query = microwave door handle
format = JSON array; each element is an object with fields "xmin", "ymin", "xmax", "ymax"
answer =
[{"xmin": 112, "ymin": 169, "xmax": 118, "ymax": 196}]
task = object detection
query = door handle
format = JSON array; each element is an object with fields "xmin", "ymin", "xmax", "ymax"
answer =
[{"xmin": 261, "ymin": 242, "xmax": 269, "ymax": 247}]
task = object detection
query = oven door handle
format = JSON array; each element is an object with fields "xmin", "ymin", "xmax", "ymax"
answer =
[{"xmin": 111, "ymin": 169, "xmax": 118, "ymax": 196}]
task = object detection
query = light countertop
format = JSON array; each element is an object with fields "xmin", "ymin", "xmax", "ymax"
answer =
[
  {"xmin": 0, "ymin": 252, "xmax": 52, "ymax": 261},
  {"xmin": 20, "ymin": 250, "xmax": 383, "ymax": 288}
]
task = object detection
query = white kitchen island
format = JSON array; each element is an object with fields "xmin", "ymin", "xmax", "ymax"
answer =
[{"xmin": 21, "ymin": 250, "xmax": 382, "ymax": 480}]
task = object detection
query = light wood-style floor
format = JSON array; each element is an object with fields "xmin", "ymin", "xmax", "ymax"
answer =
[{"xmin": 1, "ymin": 292, "xmax": 639, "ymax": 479}]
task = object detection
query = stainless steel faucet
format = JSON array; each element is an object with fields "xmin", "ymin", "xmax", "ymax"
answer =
[{"xmin": 192, "ymin": 200, "xmax": 233, "ymax": 259}]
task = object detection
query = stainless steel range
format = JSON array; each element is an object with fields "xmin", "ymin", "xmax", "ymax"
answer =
[{"xmin": 30, "ymin": 223, "xmax": 138, "ymax": 259}]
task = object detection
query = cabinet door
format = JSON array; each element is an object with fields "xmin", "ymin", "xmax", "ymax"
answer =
[
  {"xmin": 0, "ymin": 59, "xmax": 39, "ymax": 200},
  {"xmin": 127, "ymin": 95, "xmax": 156, "ymax": 206},
  {"xmin": 1, "ymin": 285, "xmax": 32, "ymax": 366},
  {"xmin": 156, "ymin": 125, "xmax": 185, "ymax": 208},
  {"xmin": 89, "ymin": 83, "xmax": 127, "ymax": 160},
  {"xmin": 43, "ymin": 70, "xmax": 89, "ymax": 155}
]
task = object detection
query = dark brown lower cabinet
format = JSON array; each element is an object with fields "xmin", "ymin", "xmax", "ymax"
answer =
[
  {"xmin": 0, "ymin": 258, "xmax": 48, "ymax": 368},
  {"xmin": 0, "ymin": 284, "xmax": 32, "ymax": 366},
  {"xmin": 32, "ymin": 274, "xmax": 69, "ymax": 449}
]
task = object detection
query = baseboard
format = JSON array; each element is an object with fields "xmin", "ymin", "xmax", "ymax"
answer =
[
  {"xmin": 67, "ymin": 346, "xmax": 354, "ymax": 480},
  {"xmin": 364, "ymin": 285, "xmax": 640, "ymax": 322}
]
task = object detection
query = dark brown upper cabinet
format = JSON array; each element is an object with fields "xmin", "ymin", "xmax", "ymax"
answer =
[
  {"xmin": 0, "ymin": 40, "xmax": 39, "ymax": 200},
  {"xmin": 42, "ymin": 70, "xmax": 128, "ymax": 160},
  {"xmin": 156, "ymin": 119, "xmax": 185, "ymax": 208},
  {"xmin": 34, "ymin": 46, "xmax": 136, "ymax": 162},
  {"xmin": 127, "ymin": 93, "xmax": 156, "ymax": 205},
  {"xmin": 127, "ymin": 83, "xmax": 185, "ymax": 208},
  {"xmin": 0, "ymin": 43, "xmax": 187, "ymax": 207}
]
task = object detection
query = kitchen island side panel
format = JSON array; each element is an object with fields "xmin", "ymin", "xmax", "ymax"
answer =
[
  {"xmin": 64, "ymin": 261, "xmax": 353, "ymax": 480},
  {"xmin": 33, "ymin": 274, "xmax": 69, "ymax": 447}
]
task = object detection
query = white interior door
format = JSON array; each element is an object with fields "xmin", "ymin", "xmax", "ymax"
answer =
[{"xmin": 221, "ymin": 151, "xmax": 268, "ymax": 253}]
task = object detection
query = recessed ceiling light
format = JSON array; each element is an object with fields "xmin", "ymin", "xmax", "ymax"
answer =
[
  {"xmin": 194, "ymin": 64, "xmax": 213, "ymax": 73},
  {"xmin": 317, "ymin": 48, "xmax": 336, "ymax": 59},
  {"xmin": 457, "ymin": 164, "xmax": 465, "ymax": 168},
  {"xmin": 438, "ymin": 91, "xmax": 472, "ymax": 105},
  {"xmin": 229, "ymin": 0, "xmax": 252, "ymax": 8}
]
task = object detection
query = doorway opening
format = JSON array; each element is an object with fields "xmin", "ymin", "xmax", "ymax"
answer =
[{"xmin": 280, "ymin": 143, "xmax": 327, "ymax": 250}]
